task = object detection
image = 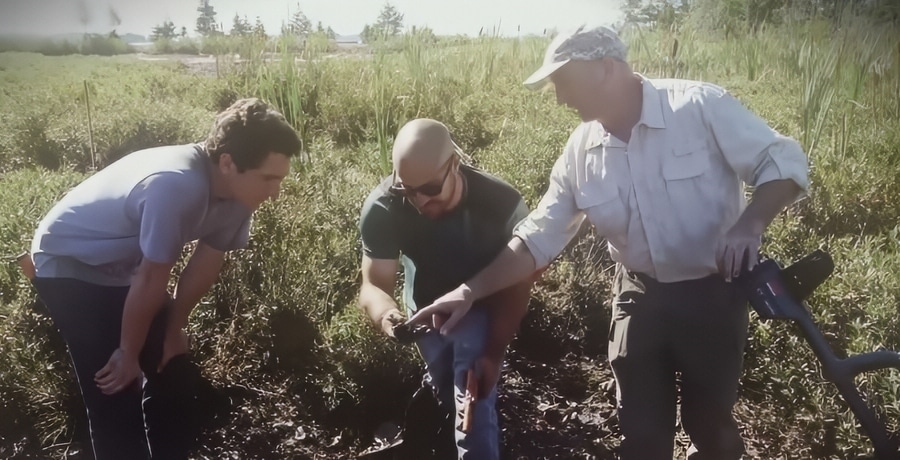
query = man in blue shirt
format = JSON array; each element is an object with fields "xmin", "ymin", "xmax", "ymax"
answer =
[{"xmin": 30, "ymin": 98, "xmax": 302, "ymax": 459}]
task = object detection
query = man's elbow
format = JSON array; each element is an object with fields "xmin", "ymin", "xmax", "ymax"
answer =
[
  {"xmin": 486, "ymin": 281, "xmax": 533, "ymax": 316},
  {"xmin": 133, "ymin": 258, "xmax": 175, "ymax": 286}
]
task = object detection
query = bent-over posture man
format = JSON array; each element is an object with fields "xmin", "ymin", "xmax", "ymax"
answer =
[
  {"xmin": 358, "ymin": 118, "xmax": 533, "ymax": 459},
  {"xmin": 30, "ymin": 98, "xmax": 302, "ymax": 459}
]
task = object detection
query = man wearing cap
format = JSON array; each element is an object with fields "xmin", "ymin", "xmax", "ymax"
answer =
[
  {"xmin": 410, "ymin": 25, "xmax": 809, "ymax": 459},
  {"xmin": 357, "ymin": 118, "xmax": 532, "ymax": 459}
]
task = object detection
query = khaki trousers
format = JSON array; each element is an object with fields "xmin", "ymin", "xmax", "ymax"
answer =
[{"xmin": 609, "ymin": 265, "xmax": 749, "ymax": 460}]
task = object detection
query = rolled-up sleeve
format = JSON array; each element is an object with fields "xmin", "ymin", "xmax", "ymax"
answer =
[
  {"xmin": 706, "ymin": 90, "xmax": 810, "ymax": 198},
  {"xmin": 751, "ymin": 134, "xmax": 809, "ymax": 196},
  {"xmin": 513, "ymin": 142, "xmax": 586, "ymax": 269}
]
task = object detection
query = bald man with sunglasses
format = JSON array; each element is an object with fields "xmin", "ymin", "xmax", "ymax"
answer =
[{"xmin": 357, "ymin": 118, "xmax": 533, "ymax": 459}]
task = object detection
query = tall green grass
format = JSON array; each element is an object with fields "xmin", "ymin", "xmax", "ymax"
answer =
[{"xmin": 0, "ymin": 13, "xmax": 898, "ymax": 457}]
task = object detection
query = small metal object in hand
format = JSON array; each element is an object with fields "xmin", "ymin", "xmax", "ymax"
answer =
[
  {"xmin": 391, "ymin": 320, "xmax": 431, "ymax": 344},
  {"xmin": 461, "ymin": 368, "xmax": 478, "ymax": 433}
]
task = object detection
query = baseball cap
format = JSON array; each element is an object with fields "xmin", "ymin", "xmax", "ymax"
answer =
[{"xmin": 523, "ymin": 24, "xmax": 628, "ymax": 90}]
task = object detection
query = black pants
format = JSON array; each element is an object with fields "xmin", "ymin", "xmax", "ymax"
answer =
[
  {"xmin": 608, "ymin": 266, "xmax": 749, "ymax": 460},
  {"xmin": 33, "ymin": 277, "xmax": 199, "ymax": 460}
]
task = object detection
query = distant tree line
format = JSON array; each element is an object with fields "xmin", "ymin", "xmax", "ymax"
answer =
[
  {"xmin": 620, "ymin": 0, "xmax": 899, "ymax": 31},
  {"xmin": 149, "ymin": 1, "xmax": 408, "ymax": 45}
]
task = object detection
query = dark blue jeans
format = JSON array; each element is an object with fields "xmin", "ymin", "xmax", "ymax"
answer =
[{"xmin": 33, "ymin": 277, "xmax": 195, "ymax": 460}]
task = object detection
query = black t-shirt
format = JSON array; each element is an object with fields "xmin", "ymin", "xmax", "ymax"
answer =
[{"xmin": 360, "ymin": 165, "xmax": 528, "ymax": 311}]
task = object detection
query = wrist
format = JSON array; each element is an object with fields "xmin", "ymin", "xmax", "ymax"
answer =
[
  {"xmin": 459, "ymin": 283, "xmax": 476, "ymax": 300},
  {"xmin": 118, "ymin": 345, "xmax": 140, "ymax": 359},
  {"xmin": 377, "ymin": 307, "xmax": 402, "ymax": 325},
  {"xmin": 736, "ymin": 209, "xmax": 769, "ymax": 236},
  {"xmin": 166, "ymin": 300, "xmax": 191, "ymax": 330}
]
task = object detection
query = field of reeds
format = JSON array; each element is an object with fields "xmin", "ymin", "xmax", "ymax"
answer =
[{"xmin": 1, "ymin": 11, "xmax": 899, "ymax": 460}]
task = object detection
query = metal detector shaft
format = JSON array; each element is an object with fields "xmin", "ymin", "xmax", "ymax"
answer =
[
  {"xmin": 792, "ymin": 310, "xmax": 900, "ymax": 459},
  {"xmin": 743, "ymin": 254, "xmax": 899, "ymax": 458}
]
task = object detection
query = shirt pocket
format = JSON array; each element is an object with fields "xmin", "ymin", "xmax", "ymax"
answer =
[
  {"xmin": 663, "ymin": 141, "xmax": 710, "ymax": 181},
  {"xmin": 574, "ymin": 179, "xmax": 628, "ymax": 238},
  {"xmin": 661, "ymin": 141, "xmax": 720, "ymax": 233}
]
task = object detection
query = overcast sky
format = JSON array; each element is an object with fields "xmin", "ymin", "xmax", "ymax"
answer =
[{"xmin": 0, "ymin": 0, "xmax": 625, "ymax": 38}]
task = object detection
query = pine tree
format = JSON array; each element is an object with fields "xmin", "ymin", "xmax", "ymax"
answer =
[
  {"xmin": 195, "ymin": 0, "xmax": 218, "ymax": 36},
  {"xmin": 253, "ymin": 17, "xmax": 267, "ymax": 39},
  {"xmin": 374, "ymin": 2, "xmax": 404, "ymax": 36},
  {"xmin": 622, "ymin": 0, "xmax": 645, "ymax": 24},
  {"xmin": 150, "ymin": 20, "xmax": 177, "ymax": 40},
  {"xmin": 287, "ymin": 3, "xmax": 312, "ymax": 36},
  {"xmin": 230, "ymin": 14, "xmax": 250, "ymax": 36}
]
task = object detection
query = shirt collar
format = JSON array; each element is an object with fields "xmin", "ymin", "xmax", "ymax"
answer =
[
  {"xmin": 636, "ymin": 74, "xmax": 666, "ymax": 130},
  {"xmin": 585, "ymin": 74, "xmax": 666, "ymax": 149}
]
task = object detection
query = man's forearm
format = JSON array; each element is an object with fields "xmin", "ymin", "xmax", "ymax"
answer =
[
  {"xmin": 466, "ymin": 237, "xmax": 538, "ymax": 302},
  {"xmin": 171, "ymin": 244, "xmax": 225, "ymax": 330},
  {"xmin": 740, "ymin": 179, "xmax": 803, "ymax": 234},
  {"xmin": 120, "ymin": 266, "xmax": 171, "ymax": 356}
]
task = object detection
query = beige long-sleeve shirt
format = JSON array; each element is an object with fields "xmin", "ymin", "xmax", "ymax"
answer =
[{"xmin": 514, "ymin": 76, "xmax": 809, "ymax": 282}]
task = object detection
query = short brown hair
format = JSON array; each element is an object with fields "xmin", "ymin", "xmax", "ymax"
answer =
[{"xmin": 205, "ymin": 98, "xmax": 302, "ymax": 171}]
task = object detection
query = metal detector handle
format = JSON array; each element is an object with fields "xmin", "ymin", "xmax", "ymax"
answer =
[
  {"xmin": 740, "ymin": 259, "xmax": 811, "ymax": 321},
  {"xmin": 740, "ymin": 250, "xmax": 834, "ymax": 322}
]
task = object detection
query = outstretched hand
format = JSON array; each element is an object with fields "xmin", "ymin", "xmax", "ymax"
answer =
[{"xmin": 407, "ymin": 284, "xmax": 474, "ymax": 335}]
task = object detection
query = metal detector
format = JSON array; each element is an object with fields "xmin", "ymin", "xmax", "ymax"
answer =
[{"xmin": 741, "ymin": 250, "xmax": 900, "ymax": 459}]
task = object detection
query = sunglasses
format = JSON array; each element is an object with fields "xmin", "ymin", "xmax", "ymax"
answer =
[{"xmin": 389, "ymin": 158, "xmax": 455, "ymax": 198}]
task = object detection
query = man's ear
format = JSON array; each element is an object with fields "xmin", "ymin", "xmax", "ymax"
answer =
[{"xmin": 218, "ymin": 153, "xmax": 237, "ymax": 175}]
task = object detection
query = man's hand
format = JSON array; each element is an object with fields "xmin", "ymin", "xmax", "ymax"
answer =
[
  {"xmin": 380, "ymin": 308, "xmax": 406, "ymax": 338},
  {"xmin": 408, "ymin": 284, "xmax": 474, "ymax": 335},
  {"xmin": 718, "ymin": 221, "xmax": 763, "ymax": 281},
  {"xmin": 95, "ymin": 348, "xmax": 142, "ymax": 395},
  {"xmin": 719, "ymin": 179, "xmax": 803, "ymax": 281}
]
